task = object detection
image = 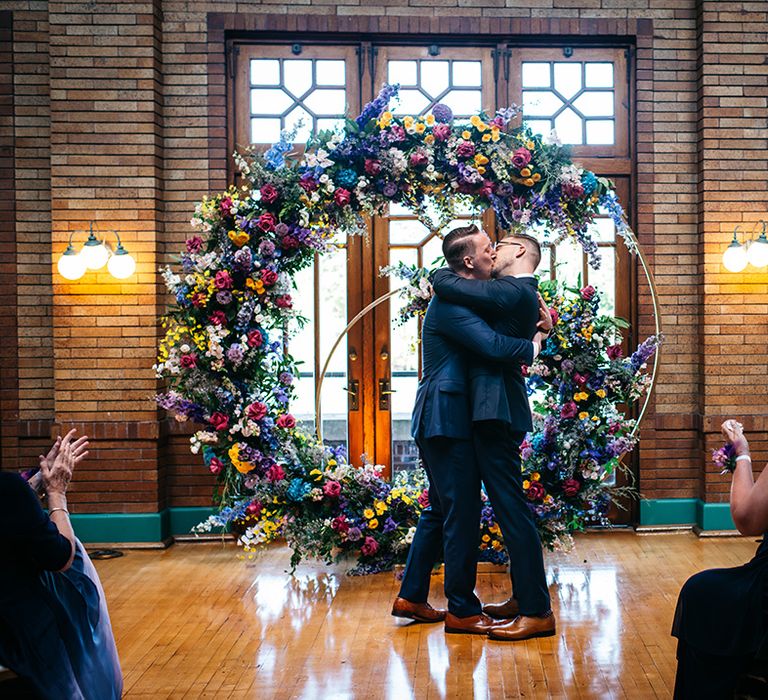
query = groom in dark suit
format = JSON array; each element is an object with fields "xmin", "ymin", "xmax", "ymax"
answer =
[
  {"xmin": 430, "ymin": 233, "xmax": 556, "ymax": 641},
  {"xmin": 392, "ymin": 225, "xmax": 551, "ymax": 636}
]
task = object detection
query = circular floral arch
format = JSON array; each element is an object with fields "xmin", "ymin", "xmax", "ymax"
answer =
[{"xmin": 156, "ymin": 85, "xmax": 659, "ymax": 573}]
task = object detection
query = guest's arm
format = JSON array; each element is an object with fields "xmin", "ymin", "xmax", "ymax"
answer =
[
  {"xmin": 431, "ymin": 268, "xmax": 523, "ymax": 315},
  {"xmin": 721, "ymin": 420, "xmax": 768, "ymax": 536}
]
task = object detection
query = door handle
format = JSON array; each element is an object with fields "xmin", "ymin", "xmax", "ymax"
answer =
[
  {"xmin": 378, "ymin": 378, "xmax": 396, "ymax": 411},
  {"xmin": 344, "ymin": 379, "xmax": 360, "ymax": 411}
]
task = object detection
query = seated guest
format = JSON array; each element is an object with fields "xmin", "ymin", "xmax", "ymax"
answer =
[
  {"xmin": 672, "ymin": 419, "xmax": 768, "ymax": 699},
  {"xmin": 0, "ymin": 430, "xmax": 123, "ymax": 699}
]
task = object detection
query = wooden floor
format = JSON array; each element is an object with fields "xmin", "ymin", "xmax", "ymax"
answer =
[{"xmin": 94, "ymin": 531, "xmax": 760, "ymax": 699}]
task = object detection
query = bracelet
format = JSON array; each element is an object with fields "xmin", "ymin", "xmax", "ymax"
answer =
[
  {"xmin": 735, "ymin": 455, "xmax": 752, "ymax": 463},
  {"xmin": 48, "ymin": 507, "xmax": 69, "ymax": 517}
]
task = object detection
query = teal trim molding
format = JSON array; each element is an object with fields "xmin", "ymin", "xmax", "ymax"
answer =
[
  {"xmin": 640, "ymin": 498, "xmax": 736, "ymax": 531},
  {"xmin": 69, "ymin": 507, "xmax": 216, "ymax": 543}
]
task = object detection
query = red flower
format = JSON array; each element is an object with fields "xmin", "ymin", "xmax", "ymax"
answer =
[
  {"xmin": 334, "ymin": 188, "xmax": 352, "ymax": 207},
  {"xmin": 191, "ymin": 292, "xmax": 207, "ymax": 307},
  {"xmin": 388, "ymin": 125, "xmax": 406, "ymax": 141},
  {"xmin": 562, "ymin": 479, "xmax": 581, "ymax": 498},
  {"xmin": 214, "ymin": 270, "xmax": 233, "ymax": 290},
  {"xmin": 361, "ymin": 536, "xmax": 379, "ymax": 556},
  {"xmin": 261, "ymin": 269, "xmax": 278, "ymax": 286},
  {"xmin": 180, "ymin": 353, "xmax": 197, "ymax": 368},
  {"xmin": 260, "ymin": 184, "xmax": 279, "ymax": 204},
  {"xmin": 246, "ymin": 402, "xmax": 268, "ymax": 422},
  {"xmin": 549, "ymin": 307, "xmax": 559, "ymax": 325},
  {"xmin": 246, "ymin": 500, "xmax": 262, "ymax": 516},
  {"xmin": 208, "ymin": 311, "xmax": 226, "ymax": 326},
  {"xmin": 258, "ymin": 212, "xmax": 276, "ymax": 232},
  {"xmin": 265, "ymin": 464, "xmax": 285, "ymax": 482},
  {"xmin": 607, "ymin": 344, "xmax": 623, "ymax": 360},
  {"xmin": 331, "ymin": 515, "xmax": 349, "ymax": 532},
  {"xmin": 364, "ymin": 159, "xmax": 382, "ymax": 175},
  {"xmin": 219, "ymin": 196, "xmax": 235, "ymax": 216},
  {"xmin": 456, "ymin": 141, "xmax": 475, "ymax": 159},
  {"xmin": 560, "ymin": 401, "xmax": 578, "ymax": 419},
  {"xmin": 511, "ymin": 147, "xmax": 532, "ymax": 169},
  {"xmin": 409, "ymin": 151, "xmax": 428, "ymax": 168},
  {"xmin": 573, "ymin": 372, "xmax": 589, "ymax": 386},
  {"xmin": 208, "ymin": 457, "xmax": 223, "ymax": 475},
  {"xmin": 479, "ymin": 180, "xmax": 494, "ymax": 198},
  {"xmin": 281, "ymin": 235, "xmax": 299, "ymax": 250},
  {"xmin": 526, "ymin": 481, "xmax": 546, "ymax": 501},
  {"xmin": 417, "ymin": 488, "xmax": 430, "ymax": 509},
  {"xmin": 247, "ymin": 329, "xmax": 263, "ymax": 348},
  {"xmin": 299, "ymin": 175, "xmax": 318, "ymax": 192},
  {"xmin": 323, "ymin": 480, "xmax": 342, "ymax": 498},
  {"xmin": 276, "ymin": 413, "xmax": 296, "ymax": 429},
  {"xmin": 209, "ymin": 412, "xmax": 229, "ymax": 431},
  {"xmin": 186, "ymin": 236, "xmax": 203, "ymax": 253},
  {"xmin": 580, "ymin": 285, "xmax": 596, "ymax": 300},
  {"xmin": 275, "ymin": 295, "xmax": 292, "ymax": 309},
  {"xmin": 432, "ymin": 123, "xmax": 451, "ymax": 141}
]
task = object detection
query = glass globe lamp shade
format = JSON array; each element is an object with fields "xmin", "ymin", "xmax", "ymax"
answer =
[
  {"xmin": 107, "ymin": 247, "xmax": 137, "ymax": 279},
  {"xmin": 747, "ymin": 233, "xmax": 768, "ymax": 268},
  {"xmin": 57, "ymin": 247, "xmax": 87, "ymax": 280},
  {"xmin": 723, "ymin": 239, "xmax": 748, "ymax": 273},
  {"xmin": 81, "ymin": 232, "xmax": 109, "ymax": 269}
]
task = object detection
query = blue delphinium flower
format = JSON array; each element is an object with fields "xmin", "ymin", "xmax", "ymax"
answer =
[
  {"xmin": 287, "ymin": 478, "xmax": 311, "ymax": 502},
  {"xmin": 355, "ymin": 83, "xmax": 399, "ymax": 127}
]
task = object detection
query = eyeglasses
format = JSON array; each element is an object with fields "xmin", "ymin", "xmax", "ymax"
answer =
[{"xmin": 494, "ymin": 240, "xmax": 524, "ymax": 251}]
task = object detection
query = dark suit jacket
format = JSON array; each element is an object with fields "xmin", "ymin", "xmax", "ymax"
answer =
[
  {"xmin": 411, "ymin": 296, "xmax": 534, "ymax": 440},
  {"xmin": 431, "ymin": 269, "xmax": 539, "ymax": 431}
]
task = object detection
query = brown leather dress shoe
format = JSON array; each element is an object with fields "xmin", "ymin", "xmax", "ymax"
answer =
[
  {"xmin": 444, "ymin": 612, "xmax": 511, "ymax": 635},
  {"xmin": 482, "ymin": 596, "xmax": 520, "ymax": 620},
  {"xmin": 488, "ymin": 611, "xmax": 556, "ymax": 641},
  {"xmin": 391, "ymin": 597, "xmax": 447, "ymax": 623}
]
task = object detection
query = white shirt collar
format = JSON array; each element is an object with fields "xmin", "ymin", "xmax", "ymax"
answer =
[{"xmin": 513, "ymin": 273, "xmax": 536, "ymax": 279}]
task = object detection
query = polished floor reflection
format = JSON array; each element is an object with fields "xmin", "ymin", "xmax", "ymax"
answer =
[{"xmin": 96, "ymin": 532, "xmax": 760, "ymax": 698}]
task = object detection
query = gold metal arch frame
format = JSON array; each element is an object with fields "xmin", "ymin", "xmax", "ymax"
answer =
[{"xmin": 314, "ymin": 230, "xmax": 662, "ymax": 444}]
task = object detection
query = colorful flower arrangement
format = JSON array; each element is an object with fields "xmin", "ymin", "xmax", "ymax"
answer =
[
  {"xmin": 155, "ymin": 83, "xmax": 651, "ymax": 571},
  {"xmin": 713, "ymin": 442, "xmax": 737, "ymax": 475}
]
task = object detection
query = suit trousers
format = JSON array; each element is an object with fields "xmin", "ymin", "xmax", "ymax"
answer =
[
  {"xmin": 473, "ymin": 420, "xmax": 551, "ymax": 616},
  {"xmin": 398, "ymin": 433, "xmax": 482, "ymax": 618}
]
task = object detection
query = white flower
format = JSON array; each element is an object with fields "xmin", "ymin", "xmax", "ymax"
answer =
[
  {"xmin": 404, "ymin": 526, "xmax": 417, "ymax": 545},
  {"xmin": 543, "ymin": 129, "xmax": 562, "ymax": 147},
  {"xmin": 304, "ymin": 149, "xmax": 334, "ymax": 168}
]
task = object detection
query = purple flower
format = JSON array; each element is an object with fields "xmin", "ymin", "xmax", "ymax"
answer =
[
  {"xmin": 216, "ymin": 290, "xmax": 232, "ymax": 305},
  {"xmin": 382, "ymin": 182, "xmax": 398, "ymax": 198},
  {"xmin": 561, "ymin": 359, "xmax": 575, "ymax": 374},
  {"xmin": 347, "ymin": 527, "xmax": 363, "ymax": 542},
  {"xmin": 233, "ymin": 247, "xmax": 252, "ymax": 272},
  {"xmin": 226, "ymin": 344, "xmax": 244, "ymax": 364},
  {"xmin": 259, "ymin": 240, "xmax": 276, "ymax": 258},
  {"xmin": 356, "ymin": 83, "xmax": 399, "ymax": 127},
  {"xmin": 431, "ymin": 103, "xmax": 453, "ymax": 123},
  {"xmin": 383, "ymin": 517, "xmax": 397, "ymax": 533},
  {"xmin": 630, "ymin": 335, "xmax": 661, "ymax": 371},
  {"xmin": 279, "ymin": 372, "xmax": 294, "ymax": 386}
]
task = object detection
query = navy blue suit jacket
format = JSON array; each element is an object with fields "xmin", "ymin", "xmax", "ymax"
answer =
[
  {"xmin": 431, "ymin": 269, "xmax": 539, "ymax": 431},
  {"xmin": 411, "ymin": 296, "xmax": 534, "ymax": 440}
]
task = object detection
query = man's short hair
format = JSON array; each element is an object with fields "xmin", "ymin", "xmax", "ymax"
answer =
[
  {"xmin": 506, "ymin": 233, "xmax": 542, "ymax": 270},
  {"xmin": 442, "ymin": 223, "xmax": 480, "ymax": 271}
]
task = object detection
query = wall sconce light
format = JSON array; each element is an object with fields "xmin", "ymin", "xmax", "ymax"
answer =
[
  {"xmin": 722, "ymin": 221, "xmax": 768, "ymax": 273},
  {"xmin": 56, "ymin": 222, "xmax": 136, "ymax": 281}
]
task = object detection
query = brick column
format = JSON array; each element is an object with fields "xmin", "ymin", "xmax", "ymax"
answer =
[{"xmin": 48, "ymin": 1, "xmax": 165, "ymax": 539}]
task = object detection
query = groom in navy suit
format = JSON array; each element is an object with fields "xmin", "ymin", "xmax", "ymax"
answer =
[{"xmin": 392, "ymin": 225, "xmax": 551, "ymax": 636}]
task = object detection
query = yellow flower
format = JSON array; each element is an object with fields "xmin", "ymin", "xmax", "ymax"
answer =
[
  {"xmin": 374, "ymin": 500, "xmax": 387, "ymax": 516},
  {"xmin": 596, "ymin": 389, "xmax": 607, "ymax": 398},
  {"xmin": 309, "ymin": 469, "xmax": 323, "ymax": 482},
  {"xmin": 523, "ymin": 480, "xmax": 531, "ymax": 490},
  {"xmin": 402, "ymin": 496, "xmax": 412, "ymax": 505},
  {"xmin": 579, "ymin": 411, "xmax": 589, "ymax": 420},
  {"xmin": 403, "ymin": 116, "xmax": 414, "ymax": 128},
  {"xmin": 520, "ymin": 167, "xmax": 531, "ymax": 177},
  {"xmin": 228, "ymin": 229, "xmax": 250, "ymax": 247},
  {"xmin": 574, "ymin": 391, "xmax": 589, "ymax": 402},
  {"xmin": 526, "ymin": 140, "xmax": 535, "ymax": 149},
  {"xmin": 477, "ymin": 166, "xmax": 486, "ymax": 175},
  {"xmin": 382, "ymin": 111, "xmax": 392, "ymax": 121},
  {"xmin": 532, "ymin": 173, "xmax": 541, "ymax": 182},
  {"xmin": 524, "ymin": 178, "xmax": 535, "ymax": 187},
  {"xmin": 368, "ymin": 519, "xmax": 379, "ymax": 529},
  {"xmin": 426, "ymin": 114, "xmax": 435, "ymax": 126},
  {"xmin": 462, "ymin": 130, "xmax": 472, "ymax": 140},
  {"xmin": 532, "ymin": 472, "xmax": 540, "ymax": 482},
  {"xmin": 492, "ymin": 541, "xmax": 502, "ymax": 550},
  {"xmin": 328, "ymin": 459, "xmax": 337, "ymax": 467},
  {"xmin": 544, "ymin": 495, "xmax": 554, "ymax": 504},
  {"xmin": 424, "ymin": 134, "xmax": 435, "ymax": 145},
  {"xmin": 482, "ymin": 133, "xmax": 492, "ymax": 142},
  {"xmin": 474, "ymin": 154, "xmax": 489, "ymax": 166},
  {"xmin": 491, "ymin": 128, "xmax": 500, "ymax": 142},
  {"xmin": 363, "ymin": 508, "xmax": 375, "ymax": 519},
  {"xmin": 415, "ymin": 122, "xmax": 426, "ymax": 134},
  {"xmin": 470, "ymin": 115, "xmax": 483, "ymax": 128},
  {"xmin": 482, "ymin": 534, "xmax": 491, "ymax": 543}
]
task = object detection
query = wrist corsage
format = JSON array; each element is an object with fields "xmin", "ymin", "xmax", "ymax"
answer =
[{"xmin": 712, "ymin": 442, "xmax": 737, "ymax": 475}]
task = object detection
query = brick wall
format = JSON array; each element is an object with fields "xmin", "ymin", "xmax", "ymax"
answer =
[{"xmin": 3, "ymin": 0, "xmax": 767, "ymax": 526}]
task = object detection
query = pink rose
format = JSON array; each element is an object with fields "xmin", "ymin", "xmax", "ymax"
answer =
[
  {"xmin": 208, "ymin": 457, "xmax": 223, "ymax": 475},
  {"xmin": 334, "ymin": 188, "xmax": 352, "ymax": 207},
  {"xmin": 209, "ymin": 412, "xmax": 229, "ymax": 431},
  {"xmin": 219, "ymin": 196, "xmax": 235, "ymax": 216},
  {"xmin": 456, "ymin": 141, "xmax": 475, "ymax": 159},
  {"xmin": 607, "ymin": 344, "xmax": 623, "ymax": 360},
  {"xmin": 323, "ymin": 480, "xmax": 342, "ymax": 498},
  {"xmin": 258, "ymin": 212, "xmax": 276, "ymax": 232},
  {"xmin": 549, "ymin": 308, "xmax": 559, "ymax": 325},
  {"xmin": 331, "ymin": 515, "xmax": 349, "ymax": 532},
  {"xmin": 247, "ymin": 329, "xmax": 263, "ymax": 348},
  {"xmin": 580, "ymin": 285, "xmax": 596, "ymax": 300},
  {"xmin": 479, "ymin": 180, "xmax": 494, "ymax": 198},
  {"xmin": 417, "ymin": 488, "xmax": 430, "ymax": 509},
  {"xmin": 265, "ymin": 464, "xmax": 285, "ymax": 482},
  {"xmin": 214, "ymin": 270, "xmax": 233, "ymax": 290},
  {"xmin": 432, "ymin": 123, "xmax": 451, "ymax": 141},
  {"xmin": 261, "ymin": 269, "xmax": 278, "ymax": 286},
  {"xmin": 409, "ymin": 151, "xmax": 428, "ymax": 168},
  {"xmin": 281, "ymin": 235, "xmax": 299, "ymax": 250},
  {"xmin": 209, "ymin": 311, "xmax": 226, "ymax": 326},
  {"xmin": 260, "ymin": 184, "xmax": 279, "ymax": 204},
  {"xmin": 275, "ymin": 295, "xmax": 292, "ymax": 309},
  {"xmin": 246, "ymin": 402, "xmax": 268, "ymax": 422},
  {"xmin": 573, "ymin": 373, "xmax": 588, "ymax": 386},
  {"xmin": 276, "ymin": 413, "xmax": 296, "ymax": 429},
  {"xmin": 364, "ymin": 159, "xmax": 382, "ymax": 175},
  {"xmin": 186, "ymin": 236, "xmax": 203, "ymax": 253},
  {"xmin": 180, "ymin": 353, "xmax": 197, "ymax": 368},
  {"xmin": 246, "ymin": 500, "xmax": 262, "ymax": 516},
  {"xmin": 511, "ymin": 147, "xmax": 531, "ymax": 169},
  {"xmin": 361, "ymin": 536, "xmax": 379, "ymax": 556},
  {"xmin": 562, "ymin": 479, "xmax": 581, "ymax": 498},
  {"xmin": 526, "ymin": 481, "xmax": 546, "ymax": 501},
  {"xmin": 299, "ymin": 175, "xmax": 318, "ymax": 192},
  {"xmin": 560, "ymin": 401, "xmax": 578, "ymax": 419},
  {"xmin": 388, "ymin": 125, "xmax": 405, "ymax": 141}
]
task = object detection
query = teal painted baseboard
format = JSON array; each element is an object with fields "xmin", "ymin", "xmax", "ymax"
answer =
[
  {"xmin": 640, "ymin": 498, "xmax": 736, "ymax": 531},
  {"xmin": 70, "ymin": 507, "xmax": 216, "ymax": 543}
]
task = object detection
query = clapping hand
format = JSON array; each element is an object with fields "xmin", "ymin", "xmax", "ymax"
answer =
[
  {"xmin": 721, "ymin": 419, "xmax": 750, "ymax": 458},
  {"xmin": 39, "ymin": 429, "xmax": 90, "ymax": 496},
  {"xmin": 536, "ymin": 293, "xmax": 553, "ymax": 335}
]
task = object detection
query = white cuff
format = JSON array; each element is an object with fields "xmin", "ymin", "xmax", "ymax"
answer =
[
  {"xmin": 532, "ymin": 340, "xmax": 540, "ymax": 359},
  {"xmin": 735, "ymin": 455, "xmax": 752, "ymax": 463}
]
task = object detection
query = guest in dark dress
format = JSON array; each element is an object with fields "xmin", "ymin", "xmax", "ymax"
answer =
[
  {"xmin": 672, "ymin": 419, "xmax": 768, "ymax": 699},
  {"xmin": 0, "ymin": 430, "xmax": 123, "ymax": 699}
]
